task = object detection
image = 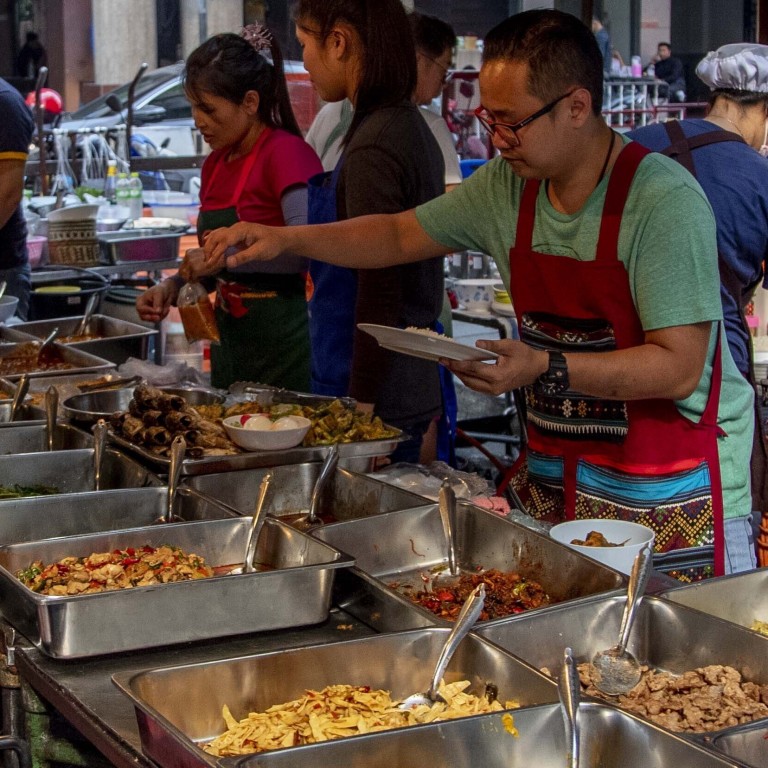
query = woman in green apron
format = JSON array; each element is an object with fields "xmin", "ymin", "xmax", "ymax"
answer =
[{"xmin": 136, "ymin": 25, "xmax": 322, "ymax": 391}]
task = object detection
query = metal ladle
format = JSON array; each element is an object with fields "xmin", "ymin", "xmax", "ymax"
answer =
[
  {"xmin": 290, "ymin": 444, "xmax": 339, "ymax": 531},
  {"xmin": 156, "ymin": 435, "xmax": 186, "ymax": 524},
  {"xmin": 591, "ymin": 543, "xmax": 653, "ymax": 696},
  {"xmin": 399, "ymin": 583, "xmax": 485, "ymax": 709},
  {"xmin": 559, "ymin": 647, "xmax": 581, "ymax": 768},
  {"xmin": 44, "ymin": 385, "xmax": 58, "ymax": 451},
  {"xmin": 73, "ymin": 292, "xmax": 99, "ymax": 338},
  {"xmin": 35, "ymin": 326, "xmax": 59, "ymax": 365},
  {"xmin": 9, "ymin": 374, "xmax": 29, "ymax": 422},
  {"xmin": 438, "ymin": 481, "xmax": 459, "ymax": 577},
  {"xmin": 92, "ymin": 419, "xmax": 108, "ymax": 490},
  {"xmin": 231, "ymin": 472, "xmax": 272, "ymax": 575}
]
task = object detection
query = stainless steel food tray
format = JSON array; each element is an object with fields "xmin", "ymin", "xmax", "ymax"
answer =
[
  {"xmin": 711, "ymin": 719, "xmax": 768, "ymax": 767},
  {"xmin": 0, "ymin": 403, "xmax": 43, "ymax": 424},
  {"xmin": 0, "ymin": 447, "xmax": 161, "ymax": 498},
  {"xmin": 660, "ymin": 568, "xmax": 768, "ymax": 636},
  {"xmin": 0, "ymin": 341, "xmax": 113, "ymax": 381},
  {"xmin": 0, "ymin": 516, "xmax": 353, "ymax": 658},
  {"xmin": 112, "ymin": 627, "xmax": 557, "ymax": 768},
  {"xmin": 226, "ymin": 702, "xmax": 745, "ymax": 768},
  {"xmin": 0, "ymin": 486, "xmax": 240, "ymax": 546},
  {"xmin": 7, "ymin": 315, "xmax": 156, "ymax": 364},
  {"xmin": 0, "ymin": 421, "xmax": 91, "ymax": 453},
  {"xmin": 183, "ymin": 463, "xmax": 427, "ymax": 522},
  {"xmin": 312, "ymin": 502, "xmax": 626, "ymax": 631},
  {"xmin": 108, "ymin": 430, "xmax": 403, "ymax": 476},
  {"xmin": 476, "ymin": 594, "xmax": 768, "ymax": 736},
  {"xmin": 98, "ymin": 230, "xmax": 183, "ymax": 264}
]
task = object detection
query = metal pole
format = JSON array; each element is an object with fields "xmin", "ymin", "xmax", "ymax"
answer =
[
  {"xmin": 197, "ymin": 0, "xmax": 207, "ymax": 43},
  {"xmin": 33, "ymin": 67, "xmax": 49, "ymax": 196},
  {"xmin": 126, "ymin": 63, "xmax": 148, "ymax": 173}
]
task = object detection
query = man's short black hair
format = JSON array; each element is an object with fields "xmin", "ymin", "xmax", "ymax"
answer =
[{"xmin": 483, "ymin": 9, "xmax": 604, "ymax": 114}]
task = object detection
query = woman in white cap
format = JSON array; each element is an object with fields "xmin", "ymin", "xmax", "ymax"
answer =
[{"xmin": 629, "ymin": 43, "xmax": 768, "ymax": 556}]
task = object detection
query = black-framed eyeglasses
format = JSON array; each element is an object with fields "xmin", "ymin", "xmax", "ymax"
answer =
[
  {"xmin": 419, "ymin": 51, "xmax": 454, "ymax": 84},
  {"xmin": 474, "ymin": 90, "xmax": 576, "ymax": 145}
]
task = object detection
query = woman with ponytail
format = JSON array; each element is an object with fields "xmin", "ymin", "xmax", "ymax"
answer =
[
  {"xmin": 296, "ymin": 0, "xmax": 446, "ymax": 462},
  {"xmin": 137, "ymin": 25, "xmax": 322, "ymax": 390}
]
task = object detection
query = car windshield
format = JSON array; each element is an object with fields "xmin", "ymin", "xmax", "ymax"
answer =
[{"xmin": 67, "ymin": 67, "xmax": 182, "ymax": 119}]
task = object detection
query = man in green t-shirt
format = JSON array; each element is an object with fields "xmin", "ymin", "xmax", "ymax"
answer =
[{"xmin": 202, "ymin": 10, "xmax": 755, "ymax": 578}]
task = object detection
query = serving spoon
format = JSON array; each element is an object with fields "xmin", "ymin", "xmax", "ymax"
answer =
[
  {"xmin": 45, "ymin": 385, "xmax": 58, "ymax": 451},
  {"xmin": 591, "ymin": 543, "xmax": 653, "ymax": 696},
  {"xmin": 559, "ymin": 647, "xmax": 581, "ymax": 768},
  {"xmin": 230, "ymin": 472, "xmax": 272, "ymax": 575},
  {"xmin": 286, "ymin": 444, "xmax": 339, "ymax": 531},
  {"xmin": 9, "ymin": 374, "xmax": 29, "ymax": 422},
  {"xmin": 35, "ymin": 326, "xmax": 59, "ymax": 366},
  {"xmin": 73, "ymin": 292, "xmax": 99, "ymax": 338},
  {"xmin": 399, "ymin": 582, "xmax": 485, "ymax": 709},
  {"xmin": 155, "ymin": 435, "xmax": 186, "ymax": 524}
]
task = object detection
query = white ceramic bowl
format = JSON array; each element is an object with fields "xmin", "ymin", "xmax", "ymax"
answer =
[
  {"xmin": 453, "ymin": 278, "xmax": 504, "ymax": 312},
  {"xmin": 549, "ymin": 519, "xmax": 655, "ymax": 575},
  {"xmin": 0, "ymin": 295, "xmax": 19, "ymax": 323},
  {"xmin": 47, "ymin": 204, "xmax": 99, "ymax": 222},
  {"xmin": 223, "ymin": 413, "xmax": 312, "ymax": 451}
]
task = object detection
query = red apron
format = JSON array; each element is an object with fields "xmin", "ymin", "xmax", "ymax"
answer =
[{"xmin": 502, "ymin": 141, "xmax": 725, "ymax": 580}]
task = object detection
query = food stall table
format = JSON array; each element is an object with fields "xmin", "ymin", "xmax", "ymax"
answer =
[{"xmin": 4, "ymin": 611, "xmax": 375, "ymax": 768}]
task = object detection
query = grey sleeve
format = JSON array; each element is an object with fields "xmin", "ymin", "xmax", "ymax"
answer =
[{"xmin": 281, "ymin": 186, "xmax": 309, "ymax": 226}]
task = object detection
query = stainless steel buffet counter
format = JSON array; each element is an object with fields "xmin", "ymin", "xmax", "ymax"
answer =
[{"xmin": 6, "ymin": 611, "xmax": 376, "ymax": 768}]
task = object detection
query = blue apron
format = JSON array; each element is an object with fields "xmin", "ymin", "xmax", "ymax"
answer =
[{"xmin": 306, "ymin": 161, "xmax": 358, "ymax": 397}]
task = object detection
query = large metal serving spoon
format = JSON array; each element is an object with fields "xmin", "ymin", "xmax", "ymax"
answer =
[
  {"xmin": 231, "ymin": 472, "xmax": 272, "ymax": 575},
  {"xmin": 155, "ymin": 435, "xmax": 186, "ymax": 524},
  {"xmin": 399, "ymin": 582, "xmax": 486, "ymax": 709},
  {"xmin": 35, "ymin": 326, "xmax": 59, "ymax": 366},
  {"xmin": 92, "ymin": 419, "xmax": 108, "ymax": 490},
  {"xmin": 289, "ymin": 444, "xmax": 339, "ymax": 531},
  {"xmin": 9, "ymin": 374, "xmax": 29, "ymax": 422},
  {"xmin": 44, "ymin": 385, "xmax": 59, "ymax": 450},
  {"xmin": 559, "ymin": 647, "xmax": 581, "ymax": 768},
  {"xmin": 591, "ymin": 543, "xmax": 653, "ymax": 696},
  {"xmin": 73, "ymin": 292, "xmax": 100, "ymax": 338},
  {"xmin": 438, "ymin": 481, "xmax": 459, "ymax": 577}
]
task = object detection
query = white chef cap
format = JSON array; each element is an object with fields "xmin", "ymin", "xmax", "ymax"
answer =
[{"xmin": 696, "ymin": 43, "xmax": 768, "ymax": 93}]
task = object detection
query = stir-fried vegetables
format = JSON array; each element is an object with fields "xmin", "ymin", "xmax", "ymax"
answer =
[{"xmin": 0, "ymin": 484, "xmax": 59, "ymax": 500}]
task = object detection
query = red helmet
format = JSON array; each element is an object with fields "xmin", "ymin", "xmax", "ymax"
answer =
[{"xmin": 25, "ymin": 88, "xmax": 63, "ymax": 114}]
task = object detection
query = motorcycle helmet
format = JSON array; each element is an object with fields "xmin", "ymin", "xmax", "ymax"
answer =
[{"xmin": 25, "ymin": 88, "xmax": 63, "ymax": 114}]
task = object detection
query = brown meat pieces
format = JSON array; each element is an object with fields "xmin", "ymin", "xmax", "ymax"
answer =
[{"xmin": 577, "ymin": 663, "xmax": 768, "ymax": 733}]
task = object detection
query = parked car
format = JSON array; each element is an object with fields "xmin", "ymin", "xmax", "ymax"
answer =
[
  {"xmin": 54, "ymin": 61, "xmax": 320, "ymax": 193},
  {"xmin": 58, "ymin": 60, "xmax": 320, "ymax": 153}
]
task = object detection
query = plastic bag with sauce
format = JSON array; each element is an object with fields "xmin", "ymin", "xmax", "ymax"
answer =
[{"xmin": 177, "ymin": 281, "xmax": 220, "ymax": 344}]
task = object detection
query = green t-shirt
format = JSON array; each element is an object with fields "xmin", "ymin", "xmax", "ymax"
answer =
[{"xmin": 415, "ymin": 141, "xmax": 754, "ymax": 520}]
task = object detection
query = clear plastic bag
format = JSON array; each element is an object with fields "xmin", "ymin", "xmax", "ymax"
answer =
[{"xmin": 177, "ymin": 281, "xmax": 220, "ymax": 344}]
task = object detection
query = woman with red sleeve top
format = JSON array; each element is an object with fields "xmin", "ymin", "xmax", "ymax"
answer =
[{"xmin": 137, "ymin": 25, "xmax": 322, "ymax": 390}]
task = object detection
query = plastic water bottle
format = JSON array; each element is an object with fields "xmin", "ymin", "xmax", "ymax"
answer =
[
  {"xmin": 115, "ymin": 172, "xmax": 131, "ymax": 214},
  {"xmin": 103, "ymin": 160, "xmax": 118, "ymax": 204},
  {"xmin": 647, "ymin": 63, "xmax": 655, "ymax": 79},
  {"xmin": 630, "ymin": 55, "xmax": 642, "ymax": 78},
  {"xmin": 128, "ymin": 171, "xmax": 143, "ymax": 221}
]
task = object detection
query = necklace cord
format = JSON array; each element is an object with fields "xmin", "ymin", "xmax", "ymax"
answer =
[{"xmin": 597, "ymin": 129, "xmax": 617, "ymax": 187}]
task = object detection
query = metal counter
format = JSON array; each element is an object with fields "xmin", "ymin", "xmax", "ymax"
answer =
[
  {"xmin": 31, "ymin": 260, "xmax": 180, "ymax": 284},
  {"xmin": 8, "ymin": 610, "xmax": 375, "ymax": 768}
]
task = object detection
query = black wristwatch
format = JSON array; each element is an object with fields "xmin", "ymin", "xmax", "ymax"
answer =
[{"xmin": 538, "ymin": 350, "xmax": 569, "ymax": 395}]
